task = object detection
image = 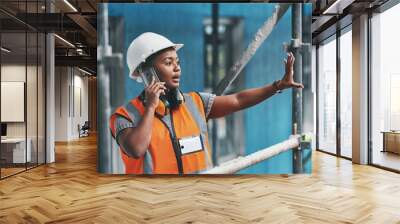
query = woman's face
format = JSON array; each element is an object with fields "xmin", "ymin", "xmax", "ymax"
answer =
[{"xmin": 153, "ymin": 48, "xmax": 181, "ymax": 89}]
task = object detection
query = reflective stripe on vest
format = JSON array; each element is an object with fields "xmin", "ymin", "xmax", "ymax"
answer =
[
  {"xmin": 124, "ymin": 101, "xmax": 142, "ymax": 125},
  {"xmin": 183, "ymin": 94, "xmax": 213, "ymax": 170}
]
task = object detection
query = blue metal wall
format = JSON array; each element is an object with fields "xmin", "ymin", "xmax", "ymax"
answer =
[{"xmin": 108, "ymin": 3, "xmax": 312, "ymax": 174}]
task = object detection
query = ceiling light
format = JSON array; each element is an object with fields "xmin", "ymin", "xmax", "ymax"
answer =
[
  {"xmin": 76, "ymin": 48, "xmax": 85, "ymax": 55},
  {"xmin": 63, "ymin": 0, "xmax": 78, "ymax": 12},
  {"xmin": 322, "ymin": 0, "xmax": 353, "ymax": 15},
  {"xmin": 54, "ymin": 34, "xmax": 75, "ymax": 48},
  {"xmin": 322, "ymin": 0, "xmax": 342, "ymax": 14},
  {"xmin": 1, "ymin": 47, "xmax": 11, "ymax": 53}
]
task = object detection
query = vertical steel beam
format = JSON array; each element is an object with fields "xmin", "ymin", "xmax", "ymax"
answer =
[
  {"xmin": 211, "ymin": 3, "xmax": 219, "ymax": 165},
  {"xmin": 97, "ymin": 4, "xmax": 112, "ymax": 173},
  {"xmin": 292, "ymin": 4, "xmax": 303, "ymax": 173},
  {"xmin": 336, "ymin": 28, "xmax": 341, "ymax": 157}
]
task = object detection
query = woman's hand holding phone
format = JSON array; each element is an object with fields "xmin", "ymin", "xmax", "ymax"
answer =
[{"xmin": 144, "ymin": 79, "xmax": 167, "ymax": 110}]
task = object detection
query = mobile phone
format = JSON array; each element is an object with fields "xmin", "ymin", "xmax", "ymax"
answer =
[
  {"xmin": 138, "ymin": 66, "xmax": 169, "ymax": 107},
  {"xmin": 139, "ymin": 67, "xmax": 160, "ymax": 87}
]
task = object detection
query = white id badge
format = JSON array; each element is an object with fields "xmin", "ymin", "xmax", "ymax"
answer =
[{"xmin": 179, "ymin": 135, "xmax": 203, "ymax": 155}]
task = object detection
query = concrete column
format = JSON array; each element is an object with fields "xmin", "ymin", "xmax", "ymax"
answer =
[
  {"xmin": 45, "ymin": 1, "xmax": 55, "ymax": 163},
  {"xmin": 46, "ymin": 33, "xmax": 55, "ymax": 163},
  {"xmin": 352, "ymin": 14, "xmax": 369, "ymax": 164}
]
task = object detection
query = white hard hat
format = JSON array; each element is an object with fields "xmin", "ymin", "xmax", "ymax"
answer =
[{"xmin": 126, "ymin": 32, "xmax": 183, "ymax": 82}]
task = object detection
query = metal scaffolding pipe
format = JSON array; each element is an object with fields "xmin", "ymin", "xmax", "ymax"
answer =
[
  {"xmin": 214, "ymin": 4, "xmax": 290, "ymax": 96},
  {"xmin": 202, "ymin": 136, "xmax": 300, "ymax": 174},
  {"xmin": 97, "ymin": 4, "xmax": 112, "ymax": 173},
  {"xmin": 211, "ymin": 3, "xmax": 219, "ymax": 165},
  {"xmin": 292, "ymin": 4, "xmax": 303, "ymax": 173}
]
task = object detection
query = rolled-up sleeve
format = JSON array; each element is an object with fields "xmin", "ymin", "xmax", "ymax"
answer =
[
  {"xmin": 197, "ymin": 92, "xmax": 216, "ymax": 119},
  {"xmin": 114, "ymin": 115, "xmax": 136, "ymax": 146}
]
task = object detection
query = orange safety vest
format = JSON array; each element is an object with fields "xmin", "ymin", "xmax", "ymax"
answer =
[{"xmin": 109, "ymin": 92, "xmax": 213, "ymax": 174}]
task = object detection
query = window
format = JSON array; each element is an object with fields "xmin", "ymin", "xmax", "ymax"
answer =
[
  {"xmin": 317, "ymin": 36, "xmax": 337, "ymax": 155},
  {"xmin": 339, "ymin": 28, "xmax": 352, "ymax": 158},
  {"xmin": 370, "ymin": 2, "xmax": 400, "ymax": 171}
]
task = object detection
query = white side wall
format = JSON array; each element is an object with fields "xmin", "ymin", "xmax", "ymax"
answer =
[
  {"xmin": 54, "ymin": 67, "xmax": 89, "ymax": 141},
  {"xmin": 54, "ymin": 67, "xmax": 68, "ymax": 141},
  {"xmin": 1, "ymin": 65, "xmax": 27, "ymax": 138}
]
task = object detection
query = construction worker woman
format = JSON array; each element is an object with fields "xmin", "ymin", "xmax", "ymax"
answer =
[{"xmin": 109, "ymin": 32, "xmax": 303, "ymax": 174}]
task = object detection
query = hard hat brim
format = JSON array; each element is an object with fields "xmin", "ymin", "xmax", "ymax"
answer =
[{"xmin": 174, "ymin": 43, "xmax": 183, "ymax": 51}]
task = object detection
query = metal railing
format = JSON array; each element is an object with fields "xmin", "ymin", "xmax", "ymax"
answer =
[{"xmin": 203, "ymin": 135, "xmax": 302, "ymax": 174}]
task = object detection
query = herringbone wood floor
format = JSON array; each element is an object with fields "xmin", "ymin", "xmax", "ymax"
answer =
[{"xmin": 1, "ymin": 134, "xmax": 400, "ymax": 223}]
